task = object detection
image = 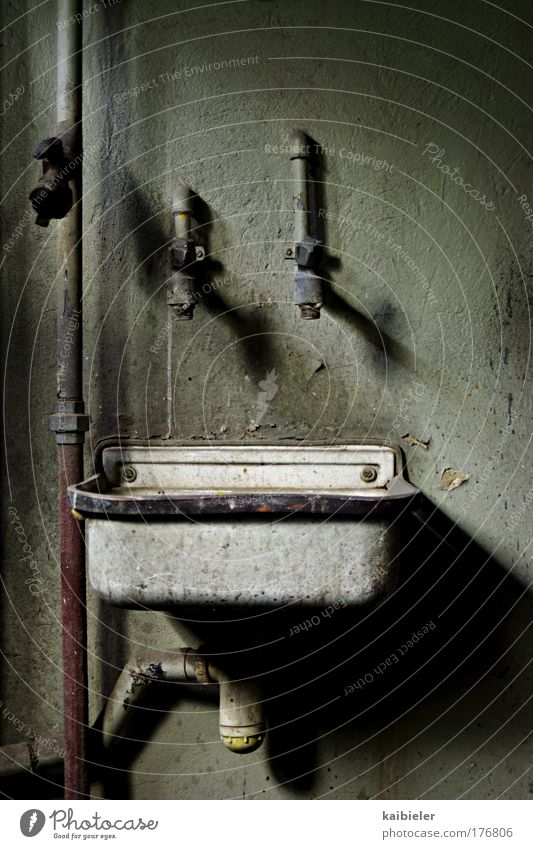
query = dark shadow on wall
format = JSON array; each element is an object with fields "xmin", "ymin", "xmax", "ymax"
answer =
[{"xmin": 260, "ymin": 499, "xmax": 531, "ymax": 797}]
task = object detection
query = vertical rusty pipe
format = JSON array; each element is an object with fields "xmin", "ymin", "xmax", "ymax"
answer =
[{"xmin": 53, "ymin": 0, "xmax": 89, "ymax": 799}]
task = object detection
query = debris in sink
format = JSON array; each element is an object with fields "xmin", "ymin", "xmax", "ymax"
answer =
[{"xmin": 439, "ymin": 468, "xmax": 469, "ymax": 491}]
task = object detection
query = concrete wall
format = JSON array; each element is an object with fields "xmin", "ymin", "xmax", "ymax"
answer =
[{"xmin": 1, "ymin": 0, "xmax": 531, "ymax": 799}]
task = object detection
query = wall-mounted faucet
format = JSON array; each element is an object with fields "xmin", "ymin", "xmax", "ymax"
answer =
[
  {"xmin": 29, "ymin": 136, "xmax": 74, "ymax": 227},
  {"xmin": 167, "ymin": 184, "xmax": 206, "ymax": 320},
  {"xmin": 286, "ymin": 129, "xmax": 323, "ymax": 320},
  {"xmin": 101, "ymin": 648, "xmax": 265, "ymax": 755}
]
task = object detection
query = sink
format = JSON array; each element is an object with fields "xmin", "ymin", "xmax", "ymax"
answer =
[{"xmin": 69, "ymin": 440, "xmax": 418, "ymax": 609}]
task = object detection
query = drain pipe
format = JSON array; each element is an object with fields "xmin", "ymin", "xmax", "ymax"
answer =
[
  {"xmin": 33, "ymin": 0, "xmax": 90, "ymax": 799},
  {"xmin": 101, "ymin": 649, "xmax": 265, "ymax": 754},
  {"xmin": 0, "ymin": 738, "xmax": 65, "ymax": 779},
  {"xmin": 286, "ymin": 129, "xmax": 323, "ymax": 320}
]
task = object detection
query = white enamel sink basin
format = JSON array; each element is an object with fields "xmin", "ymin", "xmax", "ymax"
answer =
[{"xmin": 69, "ymin": 441, "xmax": 417, "ymax": 609}]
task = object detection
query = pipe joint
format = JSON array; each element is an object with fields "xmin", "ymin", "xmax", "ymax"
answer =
[
  {"xmin": 50, "ymin": 409, "xmax": 90, "ymax": 444},
  {"xmin": 294, "ymin": 234, "xmax": 322, "ymax": 269}
]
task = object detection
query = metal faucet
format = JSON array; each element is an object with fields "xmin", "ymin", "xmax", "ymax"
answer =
[
  {"xmin": 286, "ymin": 129, "xmax": 323, "ymax": 319},
  {"xmin": 167, "ymin": 184, "xmax": 205, "ymax": 319}
]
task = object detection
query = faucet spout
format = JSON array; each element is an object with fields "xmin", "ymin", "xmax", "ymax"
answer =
[
  {"xmin": 167, "ymin": 185, "xmax": 205, "ymax": 319},
  {"xmin": 287, "ymin": 129, "xmax": 323, "ymax": 319},
  {"xmin": 207, "ymin": 663, "xmax": 265, "ymax": 754}
]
